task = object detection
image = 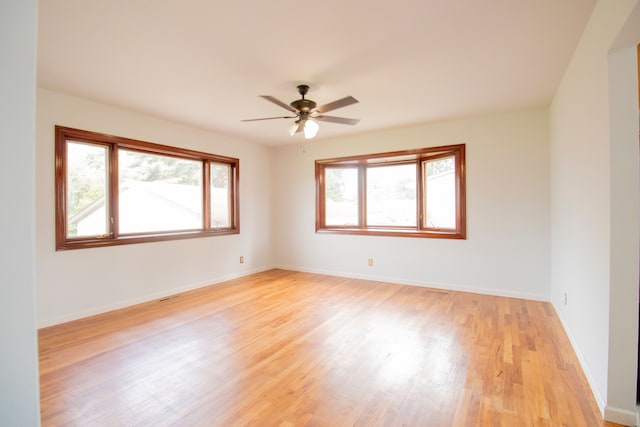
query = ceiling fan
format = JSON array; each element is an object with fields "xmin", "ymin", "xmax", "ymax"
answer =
[{"xmin": 242, "ymin": 84, "xmax": 359, "ymax": 139}]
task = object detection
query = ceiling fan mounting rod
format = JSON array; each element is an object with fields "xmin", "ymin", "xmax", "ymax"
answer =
[
  {"xmin": 290, "ymin": 85, "xmax": 317, "ymax": 112},
  {"xmin": 297, "ymin": 84, "xmax": 309, "ymax": 99}
]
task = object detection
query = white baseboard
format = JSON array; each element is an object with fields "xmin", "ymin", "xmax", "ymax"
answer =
[
  {"xmin": 39, "ymin": 265, "xmax": 549, "ymax": 329},
  {"xmin": 604, "ymin": 405, "xmax": 637, "ymax": 426},
  {"xmin": 556, "ymin": 312, "xmax": 639, "ymax": 426},
  {"xmin": 553, "ymin": 306, "xmax": 607, "ymax": 416},
  {"xmin": 272, "ymin": 264, "xmax": 550, "ymax": 302},
  {"xmin": 37, "ymin": 266, "xmax": 271, "ymax": 328}
]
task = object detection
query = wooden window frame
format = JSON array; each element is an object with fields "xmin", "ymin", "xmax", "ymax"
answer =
[
  {"xmin": 315, "ymin": 144, "xmax": 466, "ymax": 239},
  {"xmin": 55, "ymin": 126, "xmax": 239, "ymax": 250}
]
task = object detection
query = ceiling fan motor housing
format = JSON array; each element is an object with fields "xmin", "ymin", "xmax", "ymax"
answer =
[{"xmin": 290, "ymin": 99, "xmax": 316, "ymax": 113}]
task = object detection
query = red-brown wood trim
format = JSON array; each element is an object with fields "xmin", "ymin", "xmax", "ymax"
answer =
[
  {"xmin": 314, "ymin": 144, "xmax": 466, "ymax": 240},
  {"xmin": 110, "ymin": 143, "xmax": 118, "ymax": 238},
  {"xmin": 358, "ymin": 166, "xmax": 366, "ymax": 227},
  {"xmin": 456, "ymin": 145, "xmax": 467, "ymax": 239},
  {"xmin": 231, "ymin": 161, "xmax": 240, "ymax": 232},
  {"xmin": 315, "ymin": 162, "xmax": 325, "ymax": 232},
  {"xmin": 416, "ymin": 161, "xmax": 424, "ymax": 230},
  {"xmin": 203, "ymin": 161, "xmax": 211, "ymax": 230},
  {"xmin": 55, "ymin": 125, "xmax": 240, "ymax": 250},
  {"xmin": 315, "ymin": 144, "xmax": 464, "ymax": 165},
  {"xmin": 54, "ymin": 126, "xmax": 68, "ymax": 249}
]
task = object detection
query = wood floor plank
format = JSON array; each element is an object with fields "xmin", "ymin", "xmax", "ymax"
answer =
[{"xmin": 39, "ymin": 269, "xmax": 624, "ymax": 426}]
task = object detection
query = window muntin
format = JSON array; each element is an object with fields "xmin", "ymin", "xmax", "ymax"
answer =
[
  {"xmin": 55, "ymin": 126, "xmax": 239, "ymax": 250},
  {"xmin": 315, "ymin": 144, "xmax": 465, "ymax": 239}
]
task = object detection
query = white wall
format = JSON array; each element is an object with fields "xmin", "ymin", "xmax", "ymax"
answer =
[
  {"xmin": 608, "ymin": 44, "xmax": 640, "ymax": 424},
  {"xmin": 608, "ymin": 7, "xmax": 640, "ymax": 425},
  {"xmin": 36, "ymin": 89, "xmax": 274, "ymax": 327},
  {"xmin": 273, "ymin": 108, "xmax": 550, "ymax": 300},
  {"xmin": 0, "ymin": 0, "xmax": 41, "ymax": 425},
  {"xmin": 549, "ymin": 0, "xmax": 639, "ymax": 424}
]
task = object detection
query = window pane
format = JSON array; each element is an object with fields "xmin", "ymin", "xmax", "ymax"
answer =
[
  {"xmin": 118, "ymin": 150, "xmax": 203, "ymax": 233},
  {"xmin": 366, "ymin": 164, "xmax": 417, "ymax": 227},
  {"xmin": 424, "ymin": 156, "xmax": 456, "ymax": 229},
  {"xmin": 67, "ymin": 141, "xmax": 109, "ymax": 238},
  {"xmin": 210, "ymin": 163, "xmax": 231, "ymax": 228},
  {"xmin": 315, "ymin": 144, "xmax": 465, "ymax": 239},
  {"xmin": 325, "ymin": 167, "xmax": 359, "ymax": 226}
]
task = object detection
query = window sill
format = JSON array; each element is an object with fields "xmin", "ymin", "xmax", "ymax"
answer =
[
  {"xmin": 315, "ymin": 227, "xmax": 465, "ymax": 239},
  {"xmin": 56, "ymin": 228, "xmax": 239, "ymax": 251}
]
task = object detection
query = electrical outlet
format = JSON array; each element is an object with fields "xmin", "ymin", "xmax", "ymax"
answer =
[
  {"xmin": 368, "ymin": 258, "xmax": 373, "ymax": 267},
  {"xmin": 564, "ymin": 292, "xmax": 567, "ymax": 306},
  {"xmin": 240, "ymin": 256, "xmax": 244, "ymax": 264}
]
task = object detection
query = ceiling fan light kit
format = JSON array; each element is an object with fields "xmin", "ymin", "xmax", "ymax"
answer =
[
  {"xmin": 303, "ymin": 119, "xmax": 319, "ymax": 139},
  {"xmin": 242, "ymin": 84, "xmax": 359, "ymax": 140}
]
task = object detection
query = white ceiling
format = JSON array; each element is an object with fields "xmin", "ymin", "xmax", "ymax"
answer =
[{"xmin": 37, "ymin": 0, "xmax": 596, "ymax": 146}]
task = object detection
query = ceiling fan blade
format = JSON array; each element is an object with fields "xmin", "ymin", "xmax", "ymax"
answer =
[
  {"xmin": 314, "ymin": 115, "xmax": 360, "ymax": 126},
  {"xmin": 241, "ymin": 115, "xmax": 297, "ymax": 122},
  {"xmin": 315, "ymin": 96, "xmax": 359, "ymax": 114},
  {"xmin": 260, "ymin": 95, "xmax": 298, "ymax": 113}
]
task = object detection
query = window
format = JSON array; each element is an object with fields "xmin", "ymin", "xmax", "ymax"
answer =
[
  {"xmin": 55, "ymin": 126, "xmax": 239, "ymax": 250},
  {"xmin": 315, "ymin": 144, "xmax": 465, "ymax": 239}
]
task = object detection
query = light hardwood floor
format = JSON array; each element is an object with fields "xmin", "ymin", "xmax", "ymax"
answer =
[{"xmin": 39, "ymin": 269, "xmax": 624, "ymax": 426}]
